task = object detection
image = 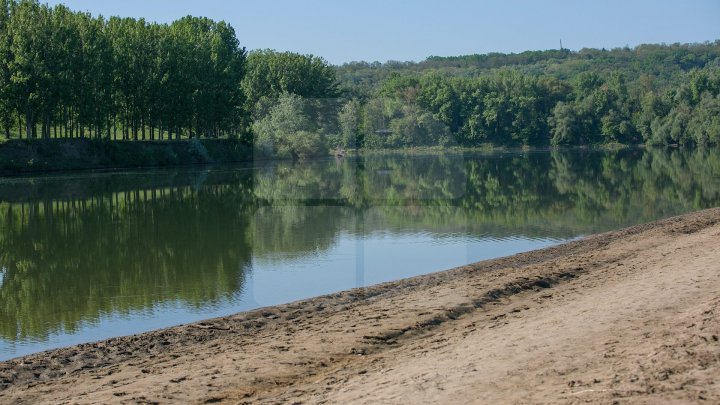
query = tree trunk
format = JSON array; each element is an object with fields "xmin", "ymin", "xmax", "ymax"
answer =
[
  {"xmin": 63, "ymin": 106, "xmax": 67, "ymax": 138},
  {"xmin": 43, "ymin": 115, "xmax": 50, "ymax": 139},
  {"xmin": 132, "ymin": 116, "xmax": 138, "ymax": 141},
  {"xmin": 25, "ymin": 108, "xmax": 32, "ymax": 139}
]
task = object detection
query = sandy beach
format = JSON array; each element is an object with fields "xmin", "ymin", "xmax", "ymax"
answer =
[{"xmin": 1, "ymin": 208, "xmax": 719, "ymax": 404}]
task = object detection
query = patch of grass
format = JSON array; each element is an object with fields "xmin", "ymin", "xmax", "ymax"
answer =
[{"xmin": 0, "ymin": 138, "xmax": 254, "ymax": 174}]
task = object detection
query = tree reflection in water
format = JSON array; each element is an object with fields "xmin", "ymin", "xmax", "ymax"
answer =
[{"xmin": 1, "ymin": 147, "xmax": 719, "ymax": 352}]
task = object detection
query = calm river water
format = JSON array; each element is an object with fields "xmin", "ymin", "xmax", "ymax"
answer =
[{"xmin": 1, "ymin": 147, "xmax": 719, "ymax": 360}]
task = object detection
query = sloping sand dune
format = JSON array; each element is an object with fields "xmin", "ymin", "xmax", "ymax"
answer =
[{"xmin": 2, "ymin": 208, "xmax": 719, "ymax": 404}]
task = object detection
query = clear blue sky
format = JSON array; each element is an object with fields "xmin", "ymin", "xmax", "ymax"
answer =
[{"xmin": 44, "ymin": 0, "xmax": 720, "ymax": 65}]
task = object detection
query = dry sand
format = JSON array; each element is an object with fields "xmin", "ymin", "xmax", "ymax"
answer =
[{"xmin": 1, "ymin": 208, "xmax": 719, "ymax": 404}]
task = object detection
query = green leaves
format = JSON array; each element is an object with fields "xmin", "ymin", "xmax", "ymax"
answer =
[
  {"xmin": 0, "ymin": 0, "xmax": 248, "ymax": 140},
  {"xmin": 243, "ymin": 50, "xmax": 338, "ymax": 111},
  {"xmin": 253, "ymin": 93, "xmax": 327, "ymax": 159},
  {"xmin": 337, "ymin": 41, "xmax": 720, "ymax": 148}
]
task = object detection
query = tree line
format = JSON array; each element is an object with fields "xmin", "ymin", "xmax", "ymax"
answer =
[
  {"xmin": 0, "ymin": 0, "xmax": 247, "ymax": 140},
  {"xmin": 0, "ymin": 0, "xmax": 718, "ymax": 155},
  {"xmin": 354, "ymin": 67, "xmax": 720, "ymax": 147},
  {"xmin": 252, "ymin": 41, "xmax": 720, "ymax": 156}
]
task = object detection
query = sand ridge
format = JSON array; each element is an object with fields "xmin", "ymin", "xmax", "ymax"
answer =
[{"xmin": 1, "ymin": 208, "xmax": 719, "ymax": 404}]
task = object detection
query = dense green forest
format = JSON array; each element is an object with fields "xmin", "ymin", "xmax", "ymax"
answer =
[
  {"xmin": 0, "ymin": 0, "xmax": 247, "ymax": 140},
  {"xmin": 0, "ymin": 0, "xmax": 718, "ymax": 159},
  {"xmin": 333, "ymin": 43, "xmax": 720, "ymax": 148}
]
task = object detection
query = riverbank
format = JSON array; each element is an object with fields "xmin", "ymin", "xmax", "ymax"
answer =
[
  {"xmin": 349, "ymin": 141, "xmax": 642, "ymax": 156},
  {"xmin": 0, "ymin": 138, "xmax": 253, "ymax": 174},
  {"xmin": 0, "ymin": 138, "xmax": 652, "ymax": 175},
  {"xmin": 1, "ymin": 208, "xmax": 719, "ymax": 403}
]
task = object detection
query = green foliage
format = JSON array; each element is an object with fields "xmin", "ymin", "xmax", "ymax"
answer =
[
  {"xmin": 642, "ymin": 68, "xmax": 720, "ymax": 145},
  {"xmin": 0, "ymin": 0, "xmax": 247, "ymax": 141},
  {"xmin": 338, "ymin": 99, "xmax": 362, "ymax": 148},
  {"xmin": 0, "ymin": 0, "xmax": 718, "ymax": 156},
  {"xmin": 242, "ymin": 50, "xmax": 338, "ymax": 110},
  {"xmin": 337, "ymin": 42, "xmax": 720, "ymax": 95},
  {"xmin": 549, "ymin": 102, "xmax": 583, "ymax": 145},
  {"xmin": 241, "ymin": 50, "xmax": 340, "ymax": 152},
  {"xmin": 547, "ymin": 73, "xmax": 637, "ymax": 145},
  {"xmin": 253, "ymin": 93, "xmax": 327, "ymax": 159},
  {"xmin": 686, "ymin": 94, "xmax": 720, "ymax": 144},
  {"xmin": 359, "ymin": 70, "xmax": 571, "ymax": 147},
  {"xmin": 336, "ymin": 41, "xmax": 720, "ymax": 148}
]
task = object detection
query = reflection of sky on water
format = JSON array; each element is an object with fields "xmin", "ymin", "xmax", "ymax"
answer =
[
  {"xmin": 249, "ymin": 232, "xmax": 564, "ymax": 308},
  {"xmin": 1, "ymin": 232, "xmax": 564, "ymax": 360}
]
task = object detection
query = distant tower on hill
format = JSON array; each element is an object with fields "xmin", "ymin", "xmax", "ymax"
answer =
[{"xmin": 560, "ymin": 39, "xmax": 563, "ymax": 51}]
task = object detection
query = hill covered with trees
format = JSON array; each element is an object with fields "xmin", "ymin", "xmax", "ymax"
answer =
[
  {"xmin": 333, "ymin": 43, "xmax": 720, "ymax": 148},
  {"xmin": 0, "ymin": 0, "xmax": 718, "ymax": 164}
]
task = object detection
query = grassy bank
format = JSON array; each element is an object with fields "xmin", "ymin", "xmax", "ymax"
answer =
[
  {"xmin": 0, "ymin": 138, "xmax": 655, "ymax": 175},
  {"xmin": 0, "ymin": 138, "xmax": 253, "ymax": 174},
  {"xmin": 343, "ymin": 142, "xmax": 645, "ymax": 158}
]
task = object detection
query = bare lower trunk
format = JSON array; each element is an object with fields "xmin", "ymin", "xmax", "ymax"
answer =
[{"xmin": 25, "ymin": 108, "xmax": 32, "ymax": 139}]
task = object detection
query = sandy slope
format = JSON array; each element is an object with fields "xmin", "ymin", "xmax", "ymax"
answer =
[{"xmin": 1, "ymin": 208, "xmax": 719, "ymax": 404}]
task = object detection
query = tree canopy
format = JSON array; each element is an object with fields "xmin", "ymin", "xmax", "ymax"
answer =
[
  {"xmin": 334, "ymin": 43, "xmax": 720, "ymax": 148},
  {"xmin": 0, "ymin": 0, "xmax": 718, "ymax": 156},
  {"xmin": 0, "ymin": 0, "xmax": 248, "ymax": 140}
]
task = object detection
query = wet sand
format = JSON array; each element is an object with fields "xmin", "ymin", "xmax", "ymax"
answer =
[{"xmin": 1, "ymin": 208, "xmax": 719, "ymax": 404}]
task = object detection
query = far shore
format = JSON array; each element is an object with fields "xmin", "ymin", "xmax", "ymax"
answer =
[
  {"xmin": 0, "ymin": 137, "xmax": 656, "ymax": 176},
  {"xmin": 1, "ymin": 208, "xmax": 719, "ymax": 403}
]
